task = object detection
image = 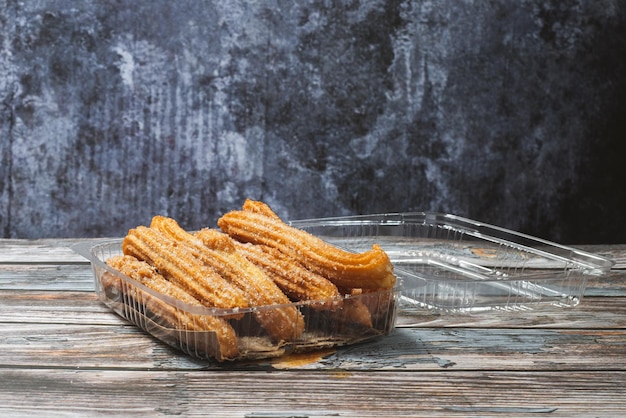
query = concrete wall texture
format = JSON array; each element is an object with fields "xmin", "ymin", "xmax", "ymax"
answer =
[{"xmin": 1, "ymin": 0, "xmax": 625, "ymax": 243}]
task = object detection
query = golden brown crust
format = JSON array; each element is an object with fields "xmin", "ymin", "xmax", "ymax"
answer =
[
  {"xmin": 149, "ymin": 216, "xmax": 305, "ymax": 342},
  {"xmin": 105, "ymin": 255, "xmax": 240, "ymax": 360},
  {"xmin": 234, "ymin": 241, "xmax": 341, "ymax": 307},
  {"xmin": 217, "ymin": 200, "xmax": 396, "ymax": 290},
  {"xmin": 122, "ymin": 225, "xmax": 249, "ymax": 311},
  {"xmin": 332, "ymin": 298, "xmax": 374, "ymax": 329},
  {"xmin": 241, "ymin": 198, "xmax": 282, "ymax": 220},
  {"xmin": 195, "ymin": 228, "xmax": 306, "ymax": 342},
  {"xmin": 348, "ymin": 287, "xmax": 396, "ymax": 324}
]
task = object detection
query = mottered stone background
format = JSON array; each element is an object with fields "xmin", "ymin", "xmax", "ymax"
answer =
[{"xmin": 1, "ymin": 1, "xmax": 625, "ymax": 244}]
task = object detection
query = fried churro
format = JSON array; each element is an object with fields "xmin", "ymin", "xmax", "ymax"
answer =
[
  {"xmin": 218, "ymin": 199, "xmax": 396, "ymax": 290},
  {"xmin": 327, "ymin": 298, "xmax": 373, "ymax": 329},
  {"xmin": 150, "ymin": 216, "xmax": 305, "ymax": 342},
  {"xmin": 241, "ymin": 198, "xmax": 282, "ymax": 220},
  {"xmin": 105, "ymin": 255, "xmax": 239, "ymax": 360},
  {"xmin": 122, "ymin": 226, "xmax": 249, "ymax": 311},
  {"xmin": 234, "ymin": 241, "xmax": 341, "ymax": 307},
  {"xmin": 197, "ymin": 229, "xmax": 305, "ymax": 341}
]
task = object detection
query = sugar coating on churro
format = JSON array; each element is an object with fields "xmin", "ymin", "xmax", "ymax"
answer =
[
  {"xmin": 234, "ymin": 241, "xmax": 341, "ymax": 306},
  {"xmin": 123, "ymin": 226, "xmax": 249, "ymax": 310},
  {"xmin": 150, "ymin": 215, "xmax": 305, "ymax": 342},
  {"xmin": 218, "ymin": 199, "xmax": 396, "ymax": 290},
  {"xmin": 105, "ymin": 255, "xmax": 240, "ymax": 360}
]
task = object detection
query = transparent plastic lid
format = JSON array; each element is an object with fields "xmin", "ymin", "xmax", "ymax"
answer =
[{"xmin": 291, "ymin": 212, "xmax": 613, "ymax": 313}]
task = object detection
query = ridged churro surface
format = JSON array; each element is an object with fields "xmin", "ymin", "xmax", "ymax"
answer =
[
  {"xmin": 150, "ymin": 215, "xmax": 304, "ymax": 342},
  {"xmin": 105, "ymin": 255, "xmax": 239, "ymax": 360},
  {"xmin": 122, "ymin": 226, "xmax": 249, "ymax": 310},
  {"xmin": 235, "ymin": 241, "xmax": 341, "ymax": 306},
  {"xmin": 218, "ymin": 199, "xmax": 396, "ymax": 290}
]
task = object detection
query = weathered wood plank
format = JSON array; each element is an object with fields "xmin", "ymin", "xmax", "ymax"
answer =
[
  {"xmin": 396, "ymin": 296, "xmax": 626, "ymax": 328},
  {"xmin": 0, "ymin": 369, "xmax": 624, "ymax": 417},
  {"xmin": 0, "ymin": 322, "xmax": 203, "ymax": 371},
  {"xmin": 0, "ymin": 290, "xmax": 114, "ymax": 324},
  {"xmin": 3, "ymin": 288, "xmax": 626, "ymax": 329},
  {"xmin": 313, "ymin": 327, "xmax": 626, "ymax": 372},
  {"xmin": 0, "ymin": 264, "xmax": 94, "ymax": 291},
  {"xmin": 0, "ymin": 240, "xmax": 625, "ymax": 416},
  {"xmin": 1, "ymin": 319, "xmax": 625, "ymax": 372},
  {"xmin": 0, "ymin": 238, "xmax": 111, "ymax": 263}
]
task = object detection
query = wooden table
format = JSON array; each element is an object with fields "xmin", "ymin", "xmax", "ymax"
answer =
[{"xmin": 1, "ymin": 239, "xmax": 625, "ymax": 417}]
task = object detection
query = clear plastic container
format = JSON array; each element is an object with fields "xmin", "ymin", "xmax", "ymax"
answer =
[
  {"xmin": 76, "ymin": 240, "xmax": 400, "ymax": 362},
  {"xmin": 291, "ymin": 212, "xmax": 614, "ymax": 313},
  {"xmin": 76, "ymin": 212, "xmax": 613, "ymax": 361}
]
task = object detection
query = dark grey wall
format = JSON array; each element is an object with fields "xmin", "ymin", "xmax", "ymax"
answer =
[{"xmin": 1, "ymin": 0, "xmax": 625, "ymax": 244}]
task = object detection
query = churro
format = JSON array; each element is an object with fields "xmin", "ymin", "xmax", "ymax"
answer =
[
  {"xmin": 97, "ymin": 199, "xmax": 398, "ymax": 361},
  {"xmin": 234, "ymin": 241, "xmax": 341, "ymax": 307},
  {"xmin": 150, "ymin": 216, "xmax": 305, "ymax": 342},
  {"xmin": 122, "ymin": 226, "xmax": 249, "ymax": 311},
  {"xmin": 326, "ymin": 298, "xmax": 373, "ymax": 330},
  {"xmin": 218, "ymin": 199, "xmax": 396, "ymax": 290},
  {"xmin": 105, "ymin": 255, "xmax": 239, "ymax": 360}
]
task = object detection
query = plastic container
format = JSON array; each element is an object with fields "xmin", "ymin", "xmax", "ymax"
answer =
[
  {"xmin": 75, "ymin": 240, "xmax": 401, "ymax": 362},
  {"xmin": 76, "ymin": 212, "xmax": 613, "ymax": 361},
  {"xmin": 291, "ymin": 212, "xmax": 614, "ymax": 313}
]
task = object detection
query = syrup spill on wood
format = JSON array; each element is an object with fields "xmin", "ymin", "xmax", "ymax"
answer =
[{"xmin": 270, "ymin": 348, "xmax": 337, "ymax": 369}]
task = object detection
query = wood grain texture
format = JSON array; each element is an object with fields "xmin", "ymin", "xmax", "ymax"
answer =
[
  {"xmin": 0, "ymin": 369, "xmax": 624, "ymax": 417},
  {"xmin": 1, "ymin": 238, "xmax": 625, "ymax": 416},
  {"xmin": 1, "ymin": 314, "xmax": 625, "ymax": 372}
]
